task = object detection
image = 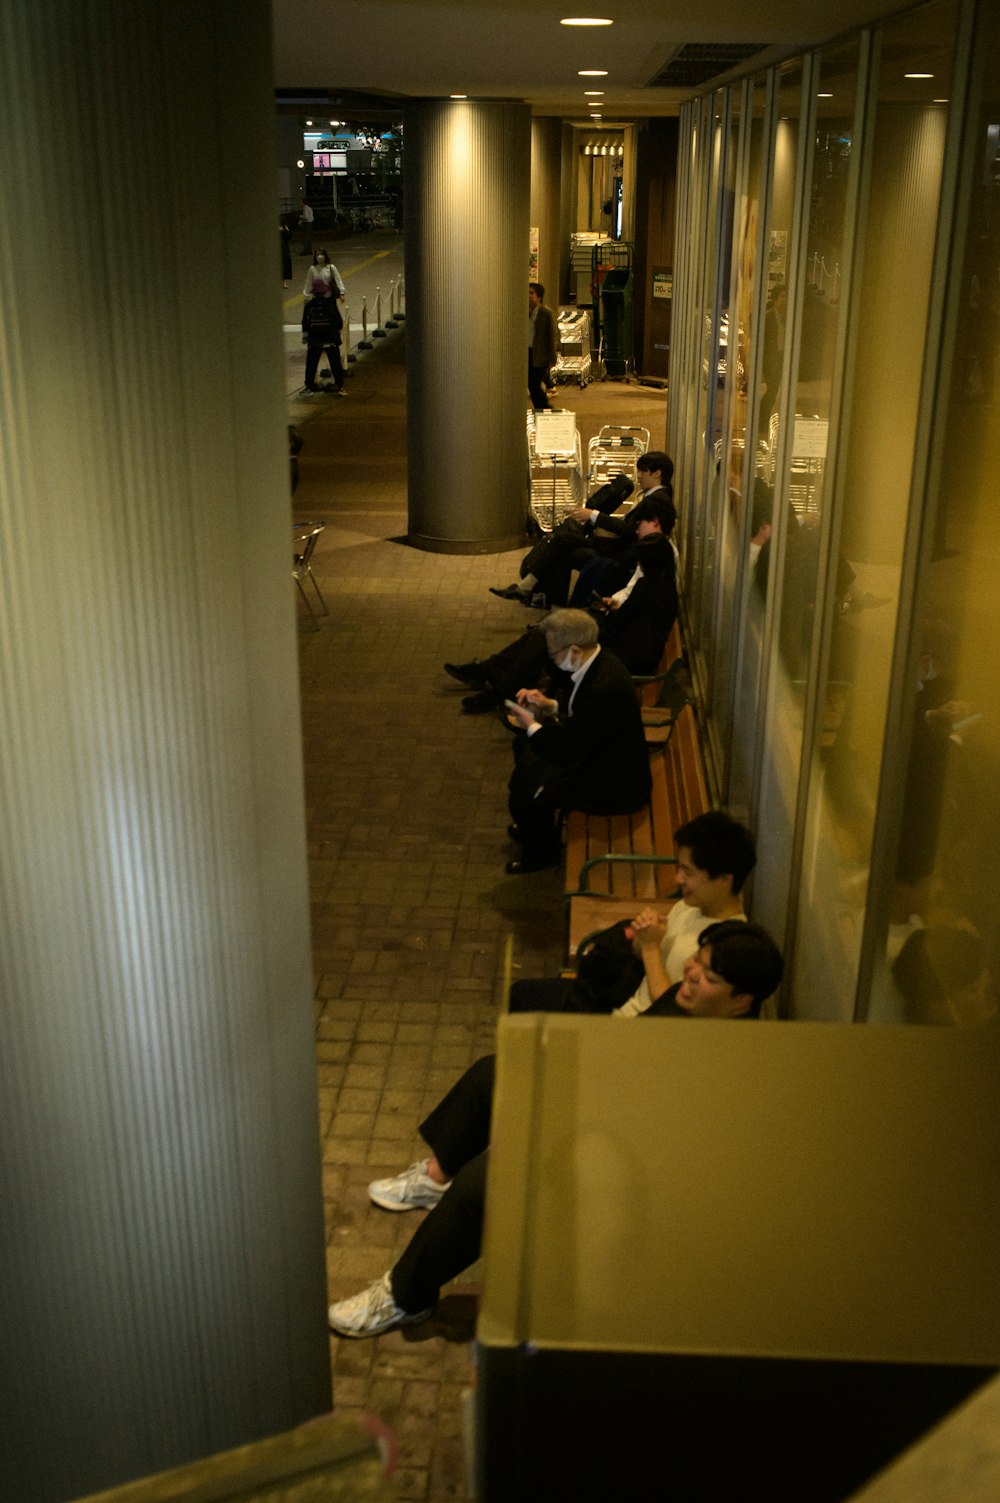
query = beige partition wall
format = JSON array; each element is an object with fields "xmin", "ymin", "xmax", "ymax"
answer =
[
  {"xmin": 0, "ymin": 3, "xmax": 331, "ymax": 1500},
  {"xmin": 531, "ymin": 116, "xmax": 563, "ymax": 308},
  {"xmin": 404, "ymin": 99, "xmax": 530, "ymax": 551}
]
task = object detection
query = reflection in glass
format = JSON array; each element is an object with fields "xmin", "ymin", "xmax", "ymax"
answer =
[
  {"xmin": 789, "ymin": 1, "xmax": 960, "ymax": 1021},
  {"xmin": 868, "ymin": 1, "xmax": 1000, "ymax": 1028},
  {"xmin": 715, "ymin": 77, "xmax": 768, "ymax": 813}
]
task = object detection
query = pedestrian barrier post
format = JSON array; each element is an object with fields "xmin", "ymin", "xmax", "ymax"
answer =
[
  {"xmin": 357, "ymin": 296, "xmax": 374, "ymax": 350},
  {"xmin": 372, "ymin": 286, "xmax": 388, "ymax": 338}
]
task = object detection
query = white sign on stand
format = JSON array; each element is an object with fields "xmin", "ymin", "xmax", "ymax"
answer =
[
  {"xmin": 793, "ymin": 418, "xmax": 829, "ymax": 459},
  {"xmin": 534, "ymin": 410, "xmax": 578, "ymax": 457}
]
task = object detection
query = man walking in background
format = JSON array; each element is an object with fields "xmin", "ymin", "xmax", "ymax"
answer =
[{"xmin": 528, "ymin": 281, "xmax": 558, "ymax": 410}]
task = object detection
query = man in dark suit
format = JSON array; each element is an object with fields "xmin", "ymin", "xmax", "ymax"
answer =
[
  {"xmin": 448, "ymin": 517, "xmax": 678, "ymax": 715},
  {"xmin": 528, "ymin": 281, "xmax": 559, "ymax": 410},
  {"xmin": 504, "ymin": 608, "xmax": 652, "ymax": 874},
  {"xmin": 490, "ymin": 450, "xmax": 675, "ymax": 608}
]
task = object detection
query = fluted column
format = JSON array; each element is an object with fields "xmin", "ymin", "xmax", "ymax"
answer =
[
  {"xmin": 0, "ymin": 4, "xmax": 330, "ymax": 1500},
  {"xmin": 404, "ymin": 99, "xmax": 530, "ymax": 552}
]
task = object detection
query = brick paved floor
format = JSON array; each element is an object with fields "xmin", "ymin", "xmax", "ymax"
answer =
[{"xmin": 291, "ymin": 329, "xmax": 667, "ymax": 1501}]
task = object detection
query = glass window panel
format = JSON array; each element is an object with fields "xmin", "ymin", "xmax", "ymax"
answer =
[
  {"xmin": 867, "ymin": 1, "xmax": 1000, "ymax": 1029},
  {"xmin": 685, "ymin": 90, "xmax": 727, "ymax": 633},
  {"xmin": 712, "ymin": 75, "xmax": 769, "ymax": 806},
  {"xmin": 742, "ymin": 58, "xmax": 814, "ymax": 947},
  {"xmin": 787, "ymin": 0, "xmax": 959, "ymax": 1021}
]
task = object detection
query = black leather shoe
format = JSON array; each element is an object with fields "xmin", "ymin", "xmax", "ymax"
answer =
[
  {"xmin": 505, "ymin": 853, "xmax": 559, "ymax": 875},
  {"xmin": 507, "ymin": 824, "xmax": 523, "ymax": 842},
  {"xmin": 461, "ymin": 690, "xmax": 497, "ymax": 714},
  {"xmin": 445, "ymin": 661, "xmax": 488, "ymax": 688},
  {"xmin": 489, "ymin": 584, "xmax": 530, "ymax": 601}
]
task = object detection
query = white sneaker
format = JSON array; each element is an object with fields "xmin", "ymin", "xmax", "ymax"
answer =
[
  {"xmin": 369, "ymin": 1159, "xmax": 449, "ymax": 1212},
  {"xmin": 328, "ymin": 1272, "xmax": 431, "ymax": 1338}
]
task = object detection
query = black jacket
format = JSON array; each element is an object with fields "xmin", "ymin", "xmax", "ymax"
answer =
[{"xmin": 526, "ymin": 646, "xmax": 651, "ymax": 815}]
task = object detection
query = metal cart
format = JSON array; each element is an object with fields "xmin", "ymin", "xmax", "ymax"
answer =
[
  {"xmin": 528, "ymin": 410, "xmax": 584, "ymax": 532},
  {"xmin": 550, "ymin": 309, "xmax": 592, "ymax": 388},
  {"xmin": 587, "ymin": 423, "xmax": 649, "ymax": 491}
]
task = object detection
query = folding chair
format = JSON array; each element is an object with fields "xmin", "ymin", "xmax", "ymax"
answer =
[{"xmin": 293, "ymin": 521, "xmax": 328, "ymax": 626}]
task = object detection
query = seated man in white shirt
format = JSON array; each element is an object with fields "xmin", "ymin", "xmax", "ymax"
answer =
[
  {"xmin": 327, "ymin": 918, "xmax": 783, "ymax": 1339},
  {"xmin": 508, "ymin": 811, "xmax": 756, "ymax": 1014}
]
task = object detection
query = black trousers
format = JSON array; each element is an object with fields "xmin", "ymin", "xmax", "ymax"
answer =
[
  {"xmin": 305, "ymin": 335, "xmax": 344, "ymax": 389},
  {"xmin": 507, "ymin": 735, "xmax": 565, "ymax": 862},
  {"xmin": 528, "ymin": 358, "xmax": 551, "ymax": 410},
  {"xmin": 390, "ymin": 1055, "xmax": 496, "ymax": 1313},
  {"xmin": 508, "ymin": 976, "xmax": 582, "ymax": 1013}
]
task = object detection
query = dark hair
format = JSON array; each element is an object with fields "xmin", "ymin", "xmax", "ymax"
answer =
[
  {"xmin": 698, "ymin": 920, "xmax": 783, "ymax": 1014},
  {"xmin": 631, "ymin": 494, "xmax": 677, "ymax": 537},
  {"xmin": 673, "ymin": 811, "xmax": 757, "ymax": 894},
  {"xmin": 637, "ymin": 451, "xmax": 674, "ymax": 491},
  {"xmin": 634, "ymin": 533, "xmax": 674, "ymax": 573},
  {"xmin": 529, "ymin": 281, "xmax": 544, "ymax": 299}
]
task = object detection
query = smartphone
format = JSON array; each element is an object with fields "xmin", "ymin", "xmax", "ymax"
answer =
[{"xmin": 504, "ymin": 698, "xmax": 534, "ymax": 719}]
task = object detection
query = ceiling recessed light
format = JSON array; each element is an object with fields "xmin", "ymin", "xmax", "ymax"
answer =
[
  {"xmin": 933, "ymin": 97, "xmax": 949, "ymax": 102},
  {"xmin": 584, "ymin": 90, "xmax": 604, "ymax": 95},
  {"xmin": 904, "ymin": 72, "xmax": 934, "ymax": 79},
  {"xmin": 561, "ymin": 16, "xmax": 614, "ymax": 25},
  {"xmin": 817, "ymin": 92, "xmax": 833, "ymax": 98},
  {"xmin": 305, "ymin": 119, "xmax": 313, "ymax": 126},
  {"xmin": 579, "ymin": 69, "xmax": 608, "ymax": 76},
  {"xmin": 450, "ymin": 94, "xmax": 467, "ymax": 99}
]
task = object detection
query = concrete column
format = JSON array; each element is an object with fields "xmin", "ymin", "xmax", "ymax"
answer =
[
  {"xmin": 0, "ymin": 4, "xmax": 330, "ymax": 1500},
  {"xmin": 404, "ymin": 99, "xmax": 530, "ymax": 552}
]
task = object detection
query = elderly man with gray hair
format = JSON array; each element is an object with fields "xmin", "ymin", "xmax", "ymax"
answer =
[{"xmin": 504, "ymin": 608, "xmax": 651, "ymax": 874}]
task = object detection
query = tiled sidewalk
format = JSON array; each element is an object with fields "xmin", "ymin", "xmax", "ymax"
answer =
[{"xmin": 292, "ymin": 332, "xmax": 667, "ymax": 1500}]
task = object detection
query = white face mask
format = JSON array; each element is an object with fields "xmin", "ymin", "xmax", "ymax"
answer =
[{"xmin": 562, "ymin": 648, "xmax": 582, "ymax": 673}]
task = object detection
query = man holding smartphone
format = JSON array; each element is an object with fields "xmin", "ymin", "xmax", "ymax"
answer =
[{"xmin": 504, "ymin": 608, "xmax": 650, "ymax": 874}]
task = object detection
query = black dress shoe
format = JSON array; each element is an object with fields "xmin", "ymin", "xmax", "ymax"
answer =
[
  {"xmin": 507, "ymin": 824, "xmax": 524, "ymax": 842},
  {"xmin": 461, "ymin": 690, "xmax": 497, "ymax": 714},
  {"xmin": 444, "ymin": 661, "xmax": 488, "ymax": 688},
  {"xmin": 489, "ymin": 584, "xmax": 530, "ymax": 601},
  {"xmin": 505, "ymin": 852, "xmax": 559, "ymax": 875}
]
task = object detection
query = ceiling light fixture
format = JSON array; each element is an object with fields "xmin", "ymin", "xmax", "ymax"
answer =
[
  {"xmin": 579, "ymin": 69, "xmax": 608, "ymax": 76},
  {"xmin": 817, "ymin": 92, "xmax": 833, "ymax": 98},
  {"xmin": 584, "ymin": 90, "xmax": 604, "ymax": 95},
  {"xmin": 904, "ymin": 72, "xmax": 934, "ymax": 79},
  {"xmin": 450, "ymin": 94, "xmax": 467, "ymax": 99},
  {"xmin": 305, "ymin": 119, "xmax": 313, "ymax": 126},
  {"xmin": 561, "ymin": 16, "xmax": 614, "ymax": 24},
  {"xmin": 933, "ymin": 97, "xmax": 949, "ymax": 102}
]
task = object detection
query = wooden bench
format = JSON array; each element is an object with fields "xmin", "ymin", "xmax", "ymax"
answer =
[
  {"xmin": 633, "ymin": 622, "xmax": 688, "ymax": 747},
  {"xmin": 563, "ymin": 699, "xmax": 711, "ymax": 957}
]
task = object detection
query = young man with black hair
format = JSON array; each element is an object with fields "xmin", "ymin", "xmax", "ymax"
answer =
[
  {"xmin": 506, "ymin": 810, "xmax": 756, "ymax": 1014},
  {"xmin": 327, "ymin": 919, "xmax": 783, "ymax": 1339}
]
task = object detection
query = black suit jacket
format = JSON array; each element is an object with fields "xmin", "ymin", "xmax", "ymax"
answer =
[
  {"xmin": 526, "ymin": 646, "xmax": 651, "ymax": 815},
  {"xmin": 599, "ymin": 543, "xmax": 679, "ymax": 675}
]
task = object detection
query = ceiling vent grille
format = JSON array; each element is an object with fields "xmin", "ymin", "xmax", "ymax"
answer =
[{"xmin": 650, "ymin": 43, "xmax": 770, "ymax": 89}]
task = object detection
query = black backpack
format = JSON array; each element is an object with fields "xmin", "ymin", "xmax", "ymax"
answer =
[{"xmin": 304, "ymin": 298, "xmax": 342, "ymax": 339}]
